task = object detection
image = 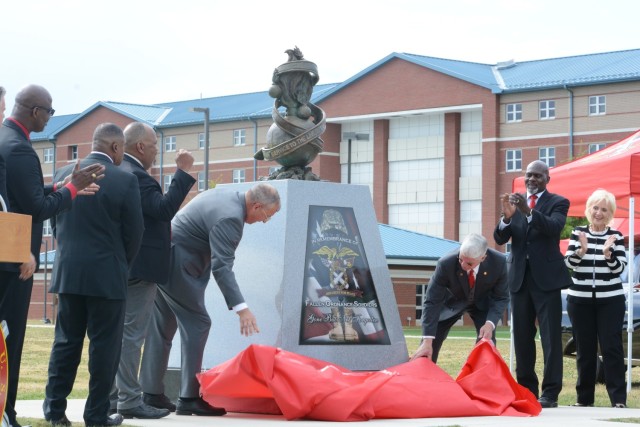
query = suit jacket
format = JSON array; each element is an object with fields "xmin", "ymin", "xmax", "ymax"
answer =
[
  {"xmin": 421, "ymin": 248, "xmax": 509, "ymax": 337},
  {"xmin": 50, "ymin": 153, "xmax": 143, "ymax": 299},
  {"xmin": 119, "ymin": 154, "xmax": 195, "ymax": 284},
  {"xmin": 494, "ymin": 191, "xmax": 572, "ymax": 292},
  {"xmin": 170, "ymin": 188, "xmax": 246, "ymax": 309},
  {"xmin": 0, "ymin": 153, "xmax": 7, "ymax": 211},
  {"xmin": 0, "ymin": 119, "xmax": 73, "ymax": 272}
]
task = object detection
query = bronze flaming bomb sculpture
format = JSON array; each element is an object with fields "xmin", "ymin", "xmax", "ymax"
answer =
[{"xmin": 255, "ymin": 47, "xmax": 326, "ymax": 180}]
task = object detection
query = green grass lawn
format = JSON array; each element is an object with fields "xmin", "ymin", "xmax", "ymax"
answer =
[{"xmin": 14, "ymin": 323, "xmax": 640, "ymax": 425}]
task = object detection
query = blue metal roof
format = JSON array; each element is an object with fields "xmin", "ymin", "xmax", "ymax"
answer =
[
  {"xmin": 377, "ymin": 224, "xmax": 460, "ymax": 261},
  {"xmin": 31, "ymin": 114, "xmax": 78, "ymax": 141}
]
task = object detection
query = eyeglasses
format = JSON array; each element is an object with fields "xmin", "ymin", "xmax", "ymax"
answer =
[
  {"xmin": 260, "ymin": 207, "xmax": 271, "ymax": 223},
  {"xmin": 33, "ymin": 105, "xmax": 55, "ymax": 116}
]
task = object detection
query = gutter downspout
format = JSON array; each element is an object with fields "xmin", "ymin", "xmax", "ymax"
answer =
[
  {"xmin": 156, "ymin": 128, "xmax": 165, "ymax": 184},
  {"xmin": 249, "ymin": 117, "xmax": 258, "ymax": 180},
  {"xmin": 564, "ymin": 84, "xmax": 574, "ymax": 160}
]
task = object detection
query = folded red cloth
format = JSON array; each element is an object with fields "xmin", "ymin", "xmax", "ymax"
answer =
[{"xmin": 198, "ymin": 340, "xmax": 540, "ymax": 421}]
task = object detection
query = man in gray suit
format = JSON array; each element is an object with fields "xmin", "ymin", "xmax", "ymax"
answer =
[
  {"xmin": 111, "ymin": 122, "xmax": 195, "ymax": 419},
  {"xmin": 411, "ymin": 233, "xmax": 509, "ymax": 362},
  {"xmin": 43, "ymin": 123, "xmax": 144, "ymax": 427},
  {"xmin": 140, "ymin": 183, "xmax": 281, "ymax": 416}
]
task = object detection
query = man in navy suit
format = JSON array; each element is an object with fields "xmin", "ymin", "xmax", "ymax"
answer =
[
  {"xmin": 43, "ymin": 123, "xmax": 144, "ymax": 427},
  {"xmin": 494, "ymin": 160, "xmax": 572, "ymax": 408},
  {"xmin": 0, "ymin": 84, "xmax": 104, "ymax": 427},
  {"xmin": 112, "ymin": 122, "xmax": 195, "ymax": 419},
  {"xmin": 412, "ymin": 233, "xmax": 509, "ymax": 362}
]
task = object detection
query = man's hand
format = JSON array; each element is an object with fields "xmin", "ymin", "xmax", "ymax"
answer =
[
  {"xmin": 478, "ymin": 322, "xmax": 495, "ymax": 341},
  {"xmin": 175, "ymin": 149, "xmax": 194, "ymax": 172},
  {"xmin": 410, "ymin": 338, "xmax": 433, "ymax": 361},
  {"xmin": 69, "ymin": 163, "xmax": 106, "ymax": 192},
  {"xmin": 499, "ymin": 193, "xmax": 516, "ymax": 220},
  {"xmin": 508, "ymin": 192, "xmax": 531, "ymax": 216},
  {"xmin": 237, "ymin": 308, "xmax": 260, "ymax": 337},
  {"xmin": 77, "ymin": 183, "xmax": 100, "ymax": 196},
  {"xmin": 19, "ymin": 253, "xmax": 36, "ymax": 281}
]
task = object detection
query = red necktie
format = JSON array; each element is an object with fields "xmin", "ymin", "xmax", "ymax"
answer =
[
  {"xmin": 528, "ymin": 194, "xmax": 538, "ymax": 209},
  {"xmin": 468, "ymin": 270, "xmax": 475, "ymax": 289}
]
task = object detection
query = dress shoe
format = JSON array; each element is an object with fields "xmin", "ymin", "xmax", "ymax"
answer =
[
  {"xmin": 614, "ymin": 403, "xmax": 627, "ymax": 408},
  {"xmin": 85, "ymin": 414, "xmax": 124, "ymax": 427},
  {"xmin": 538, "ymin": 396, "xmax": 558, "ymax": 408},
  {"xmin": 572, "ymin": 402, "xmax": 593, "ymax": 407},
  {"xmin": 176, "ymin": 397, "xmax": 226, "ymax": 416},
  {"xmin": 119, "ymin": 403, "xmax": 170, "ymax": 419},
  {"xmin": 142, "ymin": 392, "xmax": 176, "ymax": 412},
  {"xmin": 49, "ymin": 414, "xmax": 72, "ymax": 427}
]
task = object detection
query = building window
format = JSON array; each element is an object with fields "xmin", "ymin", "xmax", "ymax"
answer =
[
  {"xmin": 589, "ymin": 143, "xmax": 606, "ymax": 154},
  {"xmin": 233, "ymin": 129, "xmax": 246, "ymax": 146},
  {"xmin": 589, "ymin": 95, "xmax": 606, "ymax": 115},
  {"xmin": 232, "ymin": 169, "xmax": 245, "ymax": 183},
  {"xmin": 43, "ymin": 147, "xmax": 54, "ymax": 163},
  {"xmin": 539, "ymin": 100, "xmax": 556, "ymax": 120},
  {"xmin": 506, "ymin": 103, "xmax": 522, "ymax": 123},
  {"xmin": 164, "ymin": 136, "xmax": 176, "ymax": 152},
  {"xmin": 69, "ymin": 145, "xmax": 78, "ymax": 160},
  {"xmin": 415, "ymin": 283, "xmax": 427, "ymax": 323},
  {"xmin": 42, "ymin": 219, "xmax": 52, "ymax": 236},
  {"xmin": 163, "ymin": 174, "xmax": 173, "ymax": 193},
  {"xmin": 269, "ymin": 166, "xmax": 281, "ymax": 175},
  {"xmin": 539, "ymin": 147, "xmax": 556, "ymax": 167},
  {"xmin": 197, "ymin": 171, "xmax": 205, "ymax": 191},
  {"xmin": 198, "ymin": 133, "xmax": 205, "ymax": 150},
  {"xmin": 506, "ymin": 149, "xmax": 522, "ymax": 172}
]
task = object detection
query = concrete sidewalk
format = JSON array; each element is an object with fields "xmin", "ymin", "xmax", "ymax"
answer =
[{"xmin": 15, "ymin": 399, "xmax": 640, "ymax": 427}]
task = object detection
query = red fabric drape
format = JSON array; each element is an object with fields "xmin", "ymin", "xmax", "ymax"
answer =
[{"xmin": 198, "ymin": 341, "xmax": 540, "ymax": 421}]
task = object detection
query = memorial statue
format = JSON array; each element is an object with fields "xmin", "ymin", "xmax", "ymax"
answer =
[{"xmin": 254, "ymin": 47, "xmax": 326, "ymax": 181}]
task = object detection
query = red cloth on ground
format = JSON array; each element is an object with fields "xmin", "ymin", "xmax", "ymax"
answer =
[{"xmin": 197, "ymin": 340, "xmax": 541, "ymax": 421}]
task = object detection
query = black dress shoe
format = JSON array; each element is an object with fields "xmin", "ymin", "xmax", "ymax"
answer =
[
  {"xmin": 176, "ymin": 397, "xmax": 226, "ymax": 416},
  {"xmin": 142, "ymin": 392, "xmax": 176, "ymax": 412},
  {"xmin": 85, "ymin": 414, "xmax": 124, "ymax": 427},
  {"xmin": 119, "ymin": 403, "xmax": 170, "ymax": 419},
  {"xmin": 49, "ymin": 414, "xmax": 72, "ymax": 427},
  {"xmin": 538, "ymin": 397, "xmax": 558, "ymax": 408}
]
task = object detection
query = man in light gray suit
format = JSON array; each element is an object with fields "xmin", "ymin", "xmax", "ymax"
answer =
[
  {"xmin": 140, "ymin": 183, "xmax": 280, "ymax": 416},
  {"xmin": 411, "ymin": 233, "xmax": 509, "ymax": 363}
]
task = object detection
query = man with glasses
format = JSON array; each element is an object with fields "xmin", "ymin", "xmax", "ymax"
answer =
[
  {"xmin": 411, "ymin": 233, "xmax": 509, "ymax": 363},
  {"xmin": 0, "ymin": 84, "xmax": 105, "ymax": 427},
  {"xmin": 140, "ymin": 183, "xmax": 280, "ymax": 416}
]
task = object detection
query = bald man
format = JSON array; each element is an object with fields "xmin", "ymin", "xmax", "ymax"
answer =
[
  {"xmin": 43, "ymin": 123, "xmax": 143, "ymax": 427},
  {"xmin": 0, "ymin": 85, "xmax": 104, "ymax": 427},
  {"xmin": 111, "ymin": 122, "xmax": 194, "ymax": 419}
]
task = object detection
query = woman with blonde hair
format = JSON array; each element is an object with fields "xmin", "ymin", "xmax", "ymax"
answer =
[{"xmin": 565, "ymin": 188, "xmax": 627, "ymax": 407}]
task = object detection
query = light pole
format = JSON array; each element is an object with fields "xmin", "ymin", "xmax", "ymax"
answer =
[{"xmin": 190, "ymin": 107, "xmax": 210, "ymax": 190}]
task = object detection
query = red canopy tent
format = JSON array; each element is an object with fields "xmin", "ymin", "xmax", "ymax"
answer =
[{"xmin": 513, "ymin": 128, "xmax": 640, "ymax": 391}]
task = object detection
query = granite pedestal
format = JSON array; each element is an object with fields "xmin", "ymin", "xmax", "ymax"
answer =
[{"xmin": 164, "ymin": 180, "xmax": 408, "ymax": 398}]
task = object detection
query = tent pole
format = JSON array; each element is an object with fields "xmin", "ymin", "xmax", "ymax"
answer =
[{"xmin": 627, "ymin": 197, "xmax": 635, "ymax": 393}]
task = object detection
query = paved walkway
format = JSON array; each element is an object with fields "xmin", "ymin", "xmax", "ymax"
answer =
[{"xmin": 15, "ymin": 400, "xmax": 640, "ymax": 427}]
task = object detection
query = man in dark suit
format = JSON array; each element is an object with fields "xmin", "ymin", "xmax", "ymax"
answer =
[
  {"xmin": 411, "ymin": 233, "xmax": 509, "ymax": 362},
  {"xmin": 0, "ymin": 84, "xmax": 104, "ymax": 427},
  {"xmin": 494, "ymin": 160, "xmax": 572, "ymax": 408},
  {"xmin": 111, "ymin": 122, "xmax": 195, "ymax": 419},
  {"xmin": 140, "ymin": 183, "xmax": 280, "ymax": 416},
  {"xmin": 42, "ymin": 123, "xmax": 144, "ymax": 427}
]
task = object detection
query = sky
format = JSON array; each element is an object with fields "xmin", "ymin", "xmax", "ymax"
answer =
[{"xmin": 1, "ymin": 0, "xmax": 638, "ymax": 116}]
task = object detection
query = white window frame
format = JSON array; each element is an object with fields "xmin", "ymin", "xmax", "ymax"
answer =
[
  {"xmin": 198, "ymin": 133, "xmax": 205, "ymax": 150},
  {"xmin": 43, "ymin": 147, "xmax": 54, "ymax": 163},
  {"xmin": 506, "ymin": 149, "xmax": 522, "ymax": 172},
  {"xmin": 164, "ymin": 136, "xmax": 176, "ymax": 152},
  {"xmin": 589, "ymin": 143, "xmax": 606, "ymax": 154},
  {"xmin": 539, "ymin": 100, "xmax": 556, "ymax": 120},
  {"xmin": 233, "ymin": 129, "xmax": 246, "ymax": 146},
  {"xmin": 506, "ymin": 103, "xmax": 522, "ymax": 123},
  {"xmin": 589, "ymin": 95, "xmax": 606, "ymax": 116},
  {"xmin": 539, "ymin": 146, "xmax": 556, "ymax": 167},
  {"xmin": 197, "ymin": 171, "xmax": 205, "ymax": 191},
  {"xmin": 70, "ymin": 145, "xmax": 78, "ymax": 160},
  {"xmin": 163, "ymin": 174, "xmax": 173, "ymax": 193},
  {"xmin": 232, "ymin": 169, "xmax": 245, "ymax": 183},
  {"xmin": 42, "ymin": 219, "xmax": 52, "ymax": 236}
]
